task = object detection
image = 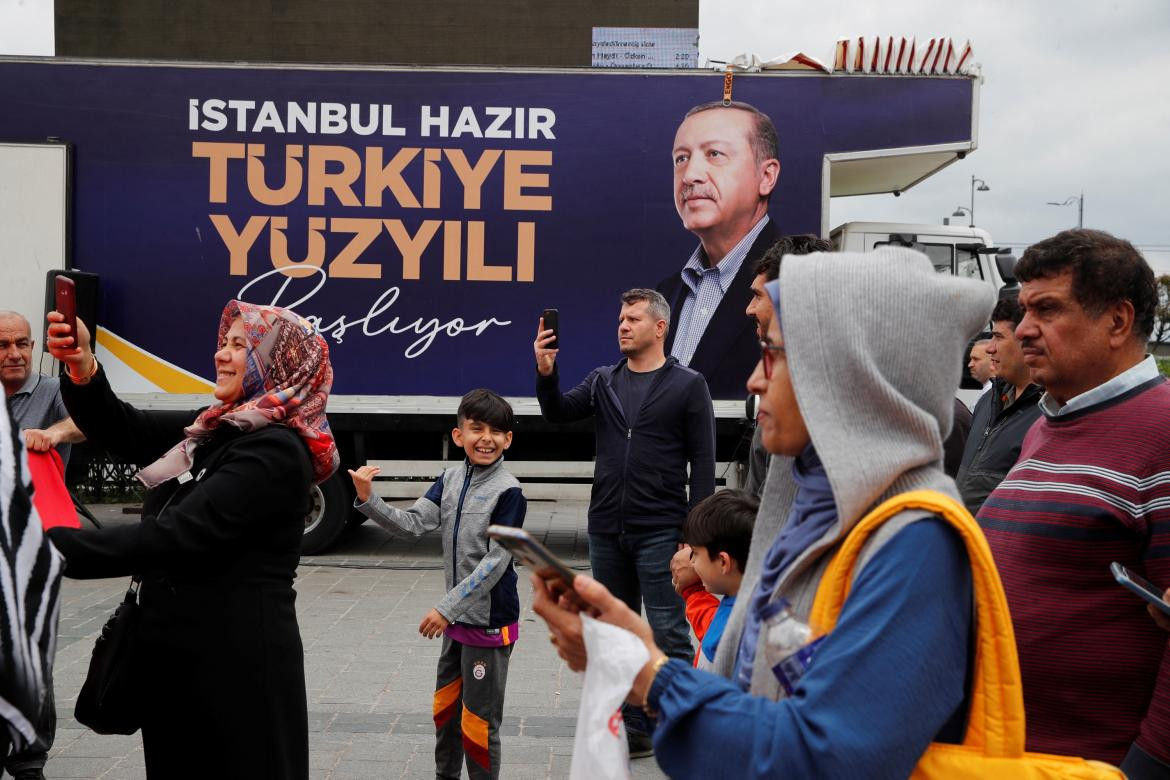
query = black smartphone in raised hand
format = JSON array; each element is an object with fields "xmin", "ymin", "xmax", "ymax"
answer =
[{"xmin": 541, "ymin": 308, "xmax": 559, "ymax": 349}]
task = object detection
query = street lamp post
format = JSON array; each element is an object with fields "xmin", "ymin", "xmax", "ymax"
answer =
[
  {"xmin": 968, "ymin": 176, "xmax": 990, "ymax": 227},
  {"xmin": 952, "ymin": 206, "xmax": 973, "ymax": 226},
  {"xmin": 1046, "ymin": 193, "xmax": 1084, "ymax": 228}
]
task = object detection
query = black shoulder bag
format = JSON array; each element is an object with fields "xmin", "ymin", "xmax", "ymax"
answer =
[
  {"xmin": 74, "ymin": 577, "xmax": 141, "ymax": 734},
  {"xmin": 74, "ymin": 476, "xmax": 187, "ymax": 734}
]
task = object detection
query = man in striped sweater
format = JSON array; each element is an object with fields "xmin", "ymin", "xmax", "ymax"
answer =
[{"xmin": 977, "ymin": 229, "xmax": 1169, "ymax": 777}]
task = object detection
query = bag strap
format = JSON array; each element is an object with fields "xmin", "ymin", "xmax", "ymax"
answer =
[{"xmin": 807, "ymin": 489, "xmax": 1026, "ymax": 758}]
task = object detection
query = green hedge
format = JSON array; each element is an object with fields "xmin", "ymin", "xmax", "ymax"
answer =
[{"xmin": 1159, "ymin": 358, "xmax": 1170, "ymax": 377}]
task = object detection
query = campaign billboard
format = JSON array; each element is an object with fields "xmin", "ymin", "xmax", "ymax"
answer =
[{"xmin": 0, "ymin": 60, "xmax": 974, "ymax": 398}]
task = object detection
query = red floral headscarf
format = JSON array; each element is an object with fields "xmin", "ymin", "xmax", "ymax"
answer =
[{"xmin": 138, "ymin": 301, "xmax": 339, "ymax": 488}]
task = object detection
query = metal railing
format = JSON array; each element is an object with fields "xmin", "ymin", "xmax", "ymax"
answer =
[{"xmin": 71, "ymin": 451, "xmax": 144, "ymax": 504}]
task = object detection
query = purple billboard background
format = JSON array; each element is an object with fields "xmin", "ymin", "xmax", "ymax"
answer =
[{"xmin": 0, "ymin": 61, "xmax": 973, "ymax": 397}]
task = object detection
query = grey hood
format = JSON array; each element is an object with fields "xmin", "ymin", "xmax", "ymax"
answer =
[
  {"xmin": 712, "ymin": 246, "xmax": 994, "ymax": 684},
  {"xmin": 780, "ymin": 246, "xmax": 993, "ymax": 529}
]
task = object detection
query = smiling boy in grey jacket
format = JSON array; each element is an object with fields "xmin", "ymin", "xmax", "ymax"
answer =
[{"xmin": 348, "ymin": 388, "xmax": 526, "ymax": 780}]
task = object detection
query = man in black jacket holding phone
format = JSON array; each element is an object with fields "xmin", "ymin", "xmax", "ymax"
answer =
[{"xmin": 534, "ymin": 288, "xmax": 715, "ymax": 753}]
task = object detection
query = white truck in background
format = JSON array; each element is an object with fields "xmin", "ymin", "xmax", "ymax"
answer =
[
  {"xmin": 831, "ymin": 221, "xmax": 1016, "ymax": 292},
  {"xmin": 2, "ymin": 57, "xmax": 998, "ymax": 551},
  {"xmin": 833, "ymin": 221, "xmax": 1019, "ymax": 408}
]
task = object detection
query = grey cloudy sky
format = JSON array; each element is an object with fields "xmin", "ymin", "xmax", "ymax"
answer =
[
  {"xmin": 702, "ymin": 0, "xmax": 1170, "ymax": 272},
  {"xmin": 0, "ymin": 0, "xmax": 51, "ymax": 55}
]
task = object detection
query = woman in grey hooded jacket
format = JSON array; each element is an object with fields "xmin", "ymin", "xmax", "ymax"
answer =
[{"xmin": 535, "ymin": 247, "xmax": 994, "ymax": 779}]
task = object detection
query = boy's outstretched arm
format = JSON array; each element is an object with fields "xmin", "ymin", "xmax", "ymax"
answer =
[
  {"xmin": 434, "ymin": 488, "xmax": 527, "ymax": 624},
  {"xmin": 353, "ymin": 473, "xmax": 445, "ymax": 537}
]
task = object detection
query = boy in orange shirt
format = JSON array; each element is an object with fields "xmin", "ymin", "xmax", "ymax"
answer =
[{"xmin": 670, "ymin": 490, "xmax": 758, "ymax": 669}]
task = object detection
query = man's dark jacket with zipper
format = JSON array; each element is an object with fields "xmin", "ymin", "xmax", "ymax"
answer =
[
  {"xmin": 955, "ymin": 379, "xmax": 1044, "ymax": 516},
  {"xmin": 536, "ymin": 356, "xmax": 716, "ymax": 533}
]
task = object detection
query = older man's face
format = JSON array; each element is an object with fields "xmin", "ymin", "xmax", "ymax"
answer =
[
  {"xmin": 0, "ymin": 316, "xmax": 33, "ymax": 394},
  {"xmin": 673, "ymin": 109, "xmax": 775, "ymax": 242},
  {"xmin": 1015, "ymin": 270, "xmax": 1118, "ymax": 404}
]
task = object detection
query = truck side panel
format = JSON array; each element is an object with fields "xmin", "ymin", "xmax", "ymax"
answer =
[{"xmin": 1, "ymin": 61, "xmax": 975, "ymax": 399}]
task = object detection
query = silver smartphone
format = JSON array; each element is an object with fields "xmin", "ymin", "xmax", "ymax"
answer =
[
  {"xmin": 1111, "ymin": 562, "xmax": 1170, "ymax": 616},
  {"xmin": 488, "ymin": 525, "xmax": 584, "ymax": 607}
]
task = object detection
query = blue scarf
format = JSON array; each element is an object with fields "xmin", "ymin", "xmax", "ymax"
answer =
[{"xmin": 733, "ymin": 445, "xmax": 837, "ymax": 690}]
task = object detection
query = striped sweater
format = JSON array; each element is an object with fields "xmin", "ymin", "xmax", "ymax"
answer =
[{"xmin": 978, "ymin": 376, "xmax": 1170, "ymax": 768}]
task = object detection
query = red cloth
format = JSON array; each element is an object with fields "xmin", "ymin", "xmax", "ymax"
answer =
[{"xmin": 26, "ymin": 449, "xmax": 80, "ymax": 529}]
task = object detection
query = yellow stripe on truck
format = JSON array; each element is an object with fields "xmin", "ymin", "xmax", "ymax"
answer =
[{"xmin": 95, "ymin": 328, "xmax": 214, "ymax": 393}]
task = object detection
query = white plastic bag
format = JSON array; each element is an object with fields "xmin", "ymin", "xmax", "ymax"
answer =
[{"xmin": 569, "ymin": 615, "xmax": 651, "ymax": 780}]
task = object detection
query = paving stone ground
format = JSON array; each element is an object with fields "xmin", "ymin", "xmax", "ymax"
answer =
[{"xmin": 40, "ymin": 501, "xmax": 671, "ymax": 779}]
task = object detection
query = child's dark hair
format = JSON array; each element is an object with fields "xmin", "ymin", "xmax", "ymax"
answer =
[
  {"xmin": 682, "ymin": 490, "xmax": 758, "ymax": 571},
  {"xmin": 457, "ymin": 388, "xmax": 515, "ymax": 432}
]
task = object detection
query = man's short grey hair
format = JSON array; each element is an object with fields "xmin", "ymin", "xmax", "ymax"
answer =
[
  {"xmin": 620, "ymin": 288, "xmax": 671, "ymax": 336},
  {"xmin": 0, "ymin": 311, "xmax": 31, "ymax": 334}
]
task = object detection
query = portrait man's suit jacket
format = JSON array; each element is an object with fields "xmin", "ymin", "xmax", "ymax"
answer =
[{"xmin": 657, "ymin": 220, "xmax": 776, "ymax": 400}]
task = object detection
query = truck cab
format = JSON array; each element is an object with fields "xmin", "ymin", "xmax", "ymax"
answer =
[
  {"xmin": 832, "ymin": 221, "xmax": 1019, "ymax": 407},
  {"xmin": 830, "ymin": 222, "xmax": 1015, "ymax": 295}
]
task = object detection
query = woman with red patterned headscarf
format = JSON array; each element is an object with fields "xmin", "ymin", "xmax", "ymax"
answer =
[{"xmin": 45, "ymin": 300, "xmax": 337, "ymax": 779}]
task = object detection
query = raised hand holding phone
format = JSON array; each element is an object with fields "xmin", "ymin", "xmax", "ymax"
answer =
[
  {"xmin": 45, "ymin": 309, "xmax": 95, "ymax": 382},
  {"xmin": 540, "ymin": 308, "xmax": 559, "ymax": 349},
  {"xmin": 533, "ymin": 312, "xmax": 560, "ymax": 377}
]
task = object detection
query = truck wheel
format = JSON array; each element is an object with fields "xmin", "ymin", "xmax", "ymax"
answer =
[{"xmin": 301, "ymin": 471, "xmax": 350, "ymax": 554}]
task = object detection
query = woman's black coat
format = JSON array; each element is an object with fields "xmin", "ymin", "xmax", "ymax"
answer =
[{"xmin": 49, "ymin": 368, "xmax": 312, "ymax": 779}]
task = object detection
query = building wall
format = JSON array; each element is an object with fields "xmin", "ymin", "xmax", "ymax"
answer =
[{"xmin": 55, "ymin": 0, "xmax": 698, "ymax": 66}]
